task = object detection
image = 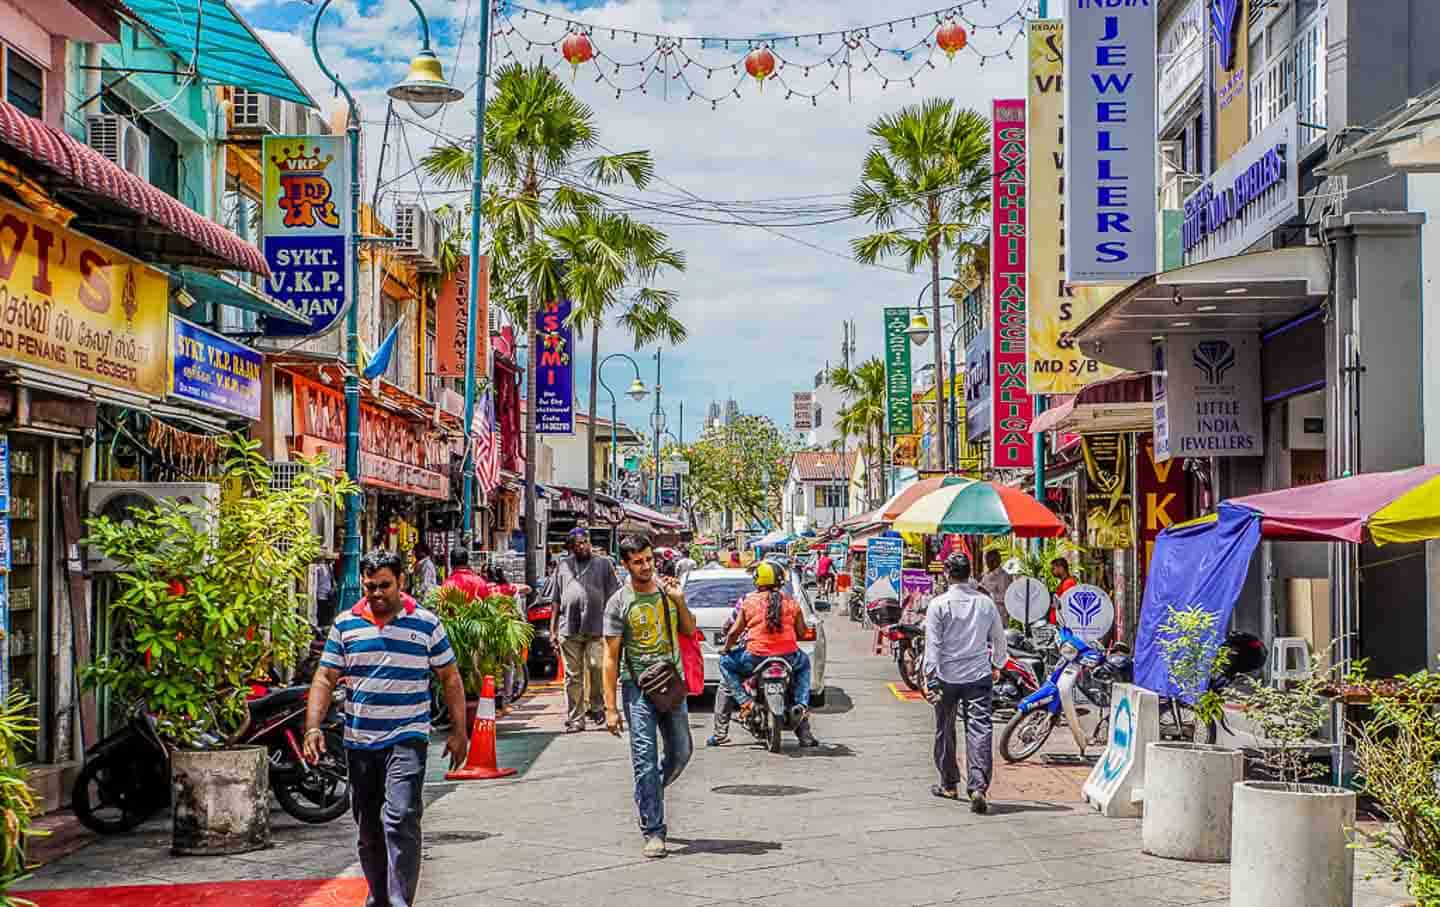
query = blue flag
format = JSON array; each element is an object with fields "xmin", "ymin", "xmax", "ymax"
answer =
[{"xmin": 363, "ymin": 317, "xmax": 403, "ymax": 381}]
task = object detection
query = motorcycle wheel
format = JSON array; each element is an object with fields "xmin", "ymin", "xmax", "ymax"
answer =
[
  {"xmin": 509, "ymin": 662, "xmax": 530, "ymax": 702},
  {"xmin": 766, "ymin": 711, "xmax": 783, "ymax": 754},
  {"xmin": 898, "ymin": 644, "xmax": 924, "ymax": 692},
  {"xmin": 72, "ymin": 758, "xmax": 162, "ymax": 835},
  {"xmin": 274, "ymin": 729, "xmax": 350, "ymax": 824},
  {"xmin": 999, "ymin": 710, "xmax": 1057, "ymax": 764}
]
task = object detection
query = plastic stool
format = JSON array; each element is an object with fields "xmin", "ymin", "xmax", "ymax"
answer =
[{"xmin": 1271, "ymin": 637, "xmax": 1311, "ymax": 684}]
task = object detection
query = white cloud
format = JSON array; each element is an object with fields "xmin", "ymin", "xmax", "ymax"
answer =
[{"xmin": 256, "ymin": 0, "xmax": 1031, "ymax": 438}]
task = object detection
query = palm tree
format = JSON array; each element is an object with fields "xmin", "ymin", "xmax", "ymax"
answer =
[
  {"xmin": 851, "ymin": 98, "xmax": 990, "ymax": 471},
  {"xmin": 831, "ymin": 358, "xmax": 887, "ymax": 507},
  {"xmin": 421, "ymin": 63, "xmax": 676, "ymax": 586}
]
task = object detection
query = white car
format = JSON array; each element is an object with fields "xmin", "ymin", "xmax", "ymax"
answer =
[{"xmin": 680, "ymin": 565, "xmax": 829, "ymax": 707}]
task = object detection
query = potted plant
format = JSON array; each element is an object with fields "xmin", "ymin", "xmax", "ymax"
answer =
[
  {"xmin": 84, "ymin": 437, "xmax": 351, "ymax": 856},
  {"xmin": 1, "ymin": 691, "xmax": 41, "ymax": 907},
  {"xmin": 1347, "ymin": 663, "xmax": 1440, "ymax": 905},
  {"xmin": 426, "ymin": 586, "xmax": 533, "ymax": 726},
  {"xmin": 1229, "ymin": 646, "xmax": 1354, "ymax": 907},
  {"xmin": 1143, "ymin": 605, "xmax": 1245, "ymax": 862}
]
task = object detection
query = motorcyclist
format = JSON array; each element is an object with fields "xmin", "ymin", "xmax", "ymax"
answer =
[{"xmin": 719, "ymin": 560, "xmax": 819, "ymax": 747}]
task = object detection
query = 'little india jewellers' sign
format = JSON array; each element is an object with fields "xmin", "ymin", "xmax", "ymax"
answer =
[
  {"xmin": 1182, "ymin": 105, "xmax": 1299, "ymax": 263},
  {"xmin": 1153, "ymin": 334, "xmax": 1261, "ymax": 462}
]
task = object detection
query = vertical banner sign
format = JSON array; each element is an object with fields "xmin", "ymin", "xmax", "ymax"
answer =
[
  {"xmin": 1212, "ymin": 0, "xmax": 1250, "ymax": 164},
  {"xmin": 1136, "ymin": 432, "xmax": 1189, "ymax": 585},
  {"xmin": 883, "ymin": 308, "xmax": 914, "ymax": 434},
  {"xmin": 792, "ymin": 391, "xmax": 814, "ymax": 431},
  {"xmin": 1081, "ymin": 433, "xmax": 1133, "ymax": 549},
  {"xmin": 965, "ymin": 329, "xmax": 992, "ymax": 443},
  {"xmin": 534, "ymin": 299, "xmax": 575, "ymax": 434},
  {"xmin": 991, "ymin": 99, "xmax": 1033, "ymax": 469},
  {"xmin": 436, "ymin": 256, "xmax": 489, "ymax": 379},
  {"xmin": 262, "ymin": 135, "xmax": 350, "ymax": 337},
  {"xmin": 864, "ymin": 536, "xmax": 903, "ymax": 604},
  {"xmin": 1064, "ymin": 0, "xmax": 1158, "ymax": 285},
  {"xmin": 1027, "ymin": 20, "xmax": 1122, "ymax": 393}
]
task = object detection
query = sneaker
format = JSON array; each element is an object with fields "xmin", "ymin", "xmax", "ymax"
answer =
[
  {"xmin": 564, "ymin": 720, "xmax": 585, "ymax": 733},
  {"xmin": 706, "ymin": 733, "xmax": 728, "ymax": 747},
  {"xmin": 930, "ymin": 785, "xmax": 959, "ymax": 801},
  {"xmin": 643, "ymin": 836, "xmax": 667, "ymax": 859},
  {"xmin": 796, "ymin": 729, "xmax": 820, "ymax": 748},
  {"xmin": 969, "ymin": 791, "xmax": 989, "ymax": 815},
  {"xmin": 587, "ymin": 709, "xmax": 606, "ymax": 725}
]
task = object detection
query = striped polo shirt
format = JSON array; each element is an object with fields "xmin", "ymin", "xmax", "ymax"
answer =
[{"xmin": 320, "ymin": 596, "xmax": 455, "ymax": 750}]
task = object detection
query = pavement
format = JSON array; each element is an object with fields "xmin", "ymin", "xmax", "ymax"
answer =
[{"xmin": 15, "ymin": 614, "xmax": 1412, "ymax": 906}]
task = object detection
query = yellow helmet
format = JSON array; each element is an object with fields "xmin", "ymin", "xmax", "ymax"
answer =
[{"xmin": 754, "ymin": 559, "xmax": 786, "ymax": 589}]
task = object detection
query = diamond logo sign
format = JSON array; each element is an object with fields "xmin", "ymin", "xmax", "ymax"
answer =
[
  {"xmin": 1059, "ymin": 584, "xmax": 1115, "ymax": 644},
  {"xmin": 1192, "ymin": 339, "xmax": 1236, "ymax": 384}
]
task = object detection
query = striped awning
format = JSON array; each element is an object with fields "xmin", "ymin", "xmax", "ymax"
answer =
[{"xmin": 0, "ymin": 99, "xmax": 267, "ymax": 275}]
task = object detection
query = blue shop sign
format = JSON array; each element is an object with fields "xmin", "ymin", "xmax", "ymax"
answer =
[{"xmin": 168, "ymin": 317, "xmax": 264, "ymax": 420}]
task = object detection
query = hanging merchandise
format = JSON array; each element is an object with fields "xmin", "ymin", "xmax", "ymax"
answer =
[
  {"xmin": 146, "ymin": 419, "xmax": 225, "ymax": 477},
  {"xmin": 492, "ymin": 0, "xmax": 1031, "ymax": 108}
]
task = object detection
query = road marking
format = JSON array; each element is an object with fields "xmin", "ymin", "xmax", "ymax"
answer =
[{"xmin": 888, "ymin": 683, "xmax": 927, "ymax": 703}]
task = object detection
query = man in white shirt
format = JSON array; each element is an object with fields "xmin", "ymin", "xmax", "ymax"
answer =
[{"xmin": 924, "ymin": 553, "xmax": 1008, "ymax": 813}]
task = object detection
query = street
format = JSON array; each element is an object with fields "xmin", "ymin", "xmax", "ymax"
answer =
[{"xmin": 15, "ymin": 617, "xmax": 1408, "ymax": 906}]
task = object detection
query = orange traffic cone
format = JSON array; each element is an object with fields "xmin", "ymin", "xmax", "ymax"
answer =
[{"xmin": 445, "ymin": 675, "xmax": 517, "ymax": 781}]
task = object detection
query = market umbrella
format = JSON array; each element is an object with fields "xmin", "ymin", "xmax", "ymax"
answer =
[
  {"xmin": 1225, "ymin": 464, "xmax": 1440, "ymax": 545},
  {"xmin": 879, "ymin": 476, "xmax": 949, "ymax": 521},
  {"xmin": 890, "ymin": 477, "xmax": 1066, "ymax": 538}
]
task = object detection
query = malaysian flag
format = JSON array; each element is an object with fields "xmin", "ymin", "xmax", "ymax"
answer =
[{"xmin": 473, "ymin": 391, "xmax": 501, "ymax": 494}]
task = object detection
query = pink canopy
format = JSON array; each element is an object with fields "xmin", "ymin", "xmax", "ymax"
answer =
[{"xmin": 1227, "ymin": 465, "xmax": 1440, "ymax": 545}]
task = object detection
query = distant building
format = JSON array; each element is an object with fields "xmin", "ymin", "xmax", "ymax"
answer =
[{"xmin": 782, "ymin": 451, "xmax": 856, "ymax": 535}]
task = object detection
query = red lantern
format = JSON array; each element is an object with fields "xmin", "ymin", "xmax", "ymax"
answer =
[
  {"xmin": 936, "ymin": 21, "xmax": 968, "ymax": 60},
  {"xmin": 745, "ymin": 47, "xmax": 776, "ymax": 91},
  {"xmin": 561, "ymin": 31, "xmax": 595, "ymax": 80}
]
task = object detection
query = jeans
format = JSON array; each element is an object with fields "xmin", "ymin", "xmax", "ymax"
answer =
[
  {"xmin": 621, "ymin": 680, "xmax": 693, "ymax": 839},
  {"xmin": 719, "ymin": 649, "xmax": 812, "ymax": 708},
  {"xmin": 933, "ymin": 678, "xmax": 994, "ymax": 795},
  {"xmin": 561, "ymin": 633, "xmax": 605, "ymax": 724},
  {"xmin": 347, "ymin": 740, "xmax": 427, "ymax": 907}
]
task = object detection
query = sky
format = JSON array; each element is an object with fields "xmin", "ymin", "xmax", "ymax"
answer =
[{"xmin": 239, "ymin": 0, "xmax": 1033, "ymax": 442}]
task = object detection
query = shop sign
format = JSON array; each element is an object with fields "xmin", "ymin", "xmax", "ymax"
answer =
[
  {"xmin": 261, "ymin": 135, "xmax": 350, "ymax": 337},
  {"xmin": 0, "ymin": 197, "xmax": 168, "ymax": 397},
  {"xmin": 436, "ymin": 255, "xmax": 488, "ymax": 379},
  {"xmin": 1158, "ymin": 0, "xmax": 1205, "ymax": 120},
  {"xmin": 0, "ymin": 435, "xmax": 9, "ymax": 514},
  {"xmin": 167, "ymin": 317, "xmax": 263, "ymax": 420},
  {"xmin": 1153, "ymin": 334, "xmax": 1261, "ymax": 462},
  {"xmin": 883, "ymin": 308, "xmax": 913, "ymax": 434},
  {"xmin": 900, "ymin": 568, "xmax": 934, "ymax": 611},
  {"xmin": 892, "ymin": 434, "xmax": 919, "ymax": 468},
  {"xmin": 1064, "ymin": 0, "xmax": 1158, "ymax": 285},
  {"xmin": 864, "ymin": 536, "xmax": 902, "ymax": 603},
  {"xmin": 1059, "ymin": 583, "xmax": 1116, "ymax": 646},
  {"xmin": 1027, "ymin": 20, "xmax": 1122, "ymax": 394},
  {"xmin": 534, "ymin": 298, "xmax": 574, "ymax": 435},
  {"xmin": 1212, "ymin": 0, "xmax": 1250, "ymax": 163},
  {"xmin": 659, "ymin": 474, "xmax": 680, "ymax": 507},
  {"xmin": 792, "ymin": 391, "xmax": 814, "ymax": 431},
  {"xmin": 965, "ymin": 329, "xmax": 992, "ymax": 443},
  {"xmin": 1182, "ymin": 106, "xmax": 1299, "ymax": 264},
  {"xmin": 1082, "ymin": 433, "xmax": 1134, "ymax": 549},
  {"xmin": 1136, "ymin": 432, "xmax": 1188, "ymax": 586},
  {"xmin": 991, "ymin": 99, "xmax": 1033, "ymax": 469}
]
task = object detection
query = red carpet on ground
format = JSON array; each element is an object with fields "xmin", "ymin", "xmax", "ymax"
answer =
[{"xmin": 27, "ymin": 878, "xmax": 368, "ymax": 906}]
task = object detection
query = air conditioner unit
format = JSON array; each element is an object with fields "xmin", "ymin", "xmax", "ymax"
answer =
[
  {"xmin": 487, "ymin": 305, "xmax": 502, "ymax": 335},
  {"xmin": 86, "ymin": 114, "xmax": 150, "ymax": 181},
  {"xmin": 395, "ymin": 203, "xmax": 441, "ymax": 272},
  {"xmin": 269, "ymin": 462, "xmax": 337, "ymax": 558},
  {"xmin": 230, "ymin": 89, "xmax": 285, "ymax": 134},
  {"xmin": 85, "ymin": 482, "xmax": 220, "ymax": 573}
]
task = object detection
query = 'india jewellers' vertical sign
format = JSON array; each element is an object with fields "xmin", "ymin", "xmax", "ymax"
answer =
[
  {"xmin": 991, "ymin": 99, "xmax": 1033, "ymax": 470},
  {"xmin": 1064, "ymin": 0, "xmax": 1158, "ymax": 285}
]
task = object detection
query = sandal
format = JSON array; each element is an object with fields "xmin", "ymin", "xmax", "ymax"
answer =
[
  {"xmin": 705, "ymin": 734, "xmax": 728, "ymax": 747},
  {"xmin": 930, "ymin": 785, "xmax": 959, "ymax": 801}
]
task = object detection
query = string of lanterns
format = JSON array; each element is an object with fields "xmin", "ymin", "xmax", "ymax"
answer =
[{"xmin": 492, "ymin": 0, "xmax": 1036, "ymax": 108}]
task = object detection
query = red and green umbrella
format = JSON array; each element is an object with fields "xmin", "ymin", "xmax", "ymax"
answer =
[{"xmin": 891, "ymin": 477, "xmax": 1065, "ymax": 538}]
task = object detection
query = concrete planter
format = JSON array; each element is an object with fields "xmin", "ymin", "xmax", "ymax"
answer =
[
  {"xmin": 1230, "ymin": 780, "xmax": 1355, "ymax": 907},
  {"xmin": 171, "ymin": 746, "xmax": 270, "ymax": 856},
  {"xmin": 1142, "ymin": 742, "xmax": 1244, "ymax": 862}
]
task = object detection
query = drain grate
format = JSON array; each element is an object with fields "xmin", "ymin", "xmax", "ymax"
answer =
[{"xmin": 711, "ymin": 784, "xmax": 815, "ymax": 797}]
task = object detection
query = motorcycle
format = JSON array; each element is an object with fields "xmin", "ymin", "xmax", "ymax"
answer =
[
  {"xmin": 525, "ymin": 599, "xmax": 559, "ymax": 681},
  {"xmin": 73, "ymin": 684, "xmax": 350, "ymax": 834},
  {"xmin": 738, "ymin": 656, "xmax": 806, "ymax": 754},
  {"xmin": 993, "ymin": 630, "xmax": 1046, "ymax": 712},
  {"xmin": 885, "ymin": 623, "xmax": 926, "ymax": 692},
  {"xmin": 998, "ymin": 626, "xmax": 1131, "ymax": 764}
]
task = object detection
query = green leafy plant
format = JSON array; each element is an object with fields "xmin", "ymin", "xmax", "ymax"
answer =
[
  {"xmin": 82, "ymin": 436, "xmax": 354, "ymax": 748},
  {"xmin": 1157, "ymin": 605, "xmax": 1232, "ymax": 728},
  {"xmin": 1231, "ymin": 642, "xmax": 1339, "ymax": 786},
  {"xmin": 1346, "ymin": 663, "xmax": 1440, "ymax": 902},
  {"xmin": 425, "ymin": 587, "xmax": 534, "ymax": 697},
  {"xmin": 1, "ymin": 691, "xmax": 41, "ymax": 906}
]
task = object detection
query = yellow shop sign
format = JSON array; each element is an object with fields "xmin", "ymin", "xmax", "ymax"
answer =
[{"xmin": 0, "ymin": 197, "xmax": 168, "ymax": 397}]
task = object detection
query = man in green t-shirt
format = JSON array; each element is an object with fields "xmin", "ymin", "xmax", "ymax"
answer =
[{"xmin": 603, "ymin": 534, "xmax": 697, "ymax": 859}]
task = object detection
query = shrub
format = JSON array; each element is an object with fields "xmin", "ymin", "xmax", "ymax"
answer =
[
  {"xmin": 1157, "ymin": 605, "xmax": 1231, "ymax": 728},
  {"xmin": 1, "ymin": 691, "xmax": 41, "ymax": 906}
]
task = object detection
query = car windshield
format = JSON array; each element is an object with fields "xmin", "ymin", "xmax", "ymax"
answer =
[{"xmin": 683, "ymin": 578, "xmax": 756, "ymax": 610}]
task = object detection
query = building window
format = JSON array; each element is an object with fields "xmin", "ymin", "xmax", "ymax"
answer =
[
  {"xmin": 1294, "ymin": 5, "xmax": 1327, "ymax": 148},
  {"xmin": 380, "ymin": 295, "xmax": 402, "ymax": 384},
  {"xmin": 792, "ymin": 488, "xmax": 804, "ymax": 516},
  {"xmin": 817, "ymin": 485, "xmax": 846, "ymax": 509},
  {"xmin": 425, "ymin": 312, "xmax": 438, "ymax": 402},
  {"xmin": 4, "ymin": 47, "xmax": 43, "ymax": 119}
]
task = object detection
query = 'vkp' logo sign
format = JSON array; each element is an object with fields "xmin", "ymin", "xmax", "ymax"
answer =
[
  {"xmin": 1068, "ymin": 590, "xmax": 1103, "ymax": 627},
  {"xmin": 1211, "ymin": 0, "xmax": 1242, "ymax": 72},
  {"xmin": 1193, "ymin": 340, "xmax": 1236, "ymax": 384}
]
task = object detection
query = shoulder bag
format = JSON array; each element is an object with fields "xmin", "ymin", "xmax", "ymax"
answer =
[{"xmin": 625, "ymin": 589, "xmax": 689, "ymax": 713}]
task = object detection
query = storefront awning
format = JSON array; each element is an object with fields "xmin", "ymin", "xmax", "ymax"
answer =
[
  {"xmin": 1226, "ymin": 465, "xmax": 1440, "ymax": 546},
  {"xmin": 1031, "ymin": 371, "xmax": 1155, "ymax": 435},
  {"xmin": 169, "ymin": 267, "xmax": 307, "ymax": 324},
  {"xmin": 622, "ymin": 502, "xmax": 685, "ymax": 530},
  {"xmin": 1072, "ymin": 246, "xmax": 1329, "ymax": 372},
  {"xmin": 0, "ymin": 99, "xmax": 267, "ymax": 275},
  {"xmin": 121, "ymin": 0, "xmax": 316, "ymax": 106}
]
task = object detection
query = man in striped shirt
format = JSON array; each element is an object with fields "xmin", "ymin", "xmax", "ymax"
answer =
[{"xmin": 304, "ymin": 549, "xmax": 468, "ymax": 907}]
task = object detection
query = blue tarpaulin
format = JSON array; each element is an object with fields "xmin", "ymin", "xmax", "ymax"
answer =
[{"xmin": 1134, "ymin": 504, "xmax": 1262, "ymax": 697}]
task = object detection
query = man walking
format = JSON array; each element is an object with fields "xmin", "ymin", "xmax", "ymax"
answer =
[
  {"xmin": 924, "ymin": 553, "xmax": 1007, "ymax": 814},
  {"xmin": 603, "ymin": 534, "xmax": 696, "ymax": 858},
  {"xmin": 550, "ymin": 527, "xmax": 622, "ymax": 731},
  {"xmin": 977, "ymin": 550, "xmax": 1014, "ymax": 610},
  {"xmin": 411, "ymin": 542, "xmax": 439, "ymax": 602},
  {"xmin": 304, "ymin": 549, "xmax": 469, "ymax": 907}
]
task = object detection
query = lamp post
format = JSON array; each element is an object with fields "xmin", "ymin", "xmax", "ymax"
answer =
[
  {"xmin": 650, "ymin": 349, "xmax": 663, "ymax": 506},
  {"xmin": 311, "ymin": 0, "xmax": 461, "ymax": 606},
  {"xmin": 903, "ymin": 277, "xmax": 959, "ymax": 472},
  {"xmin": 598, "ymin": 353, "xmax": 648, "ymax": 551}
]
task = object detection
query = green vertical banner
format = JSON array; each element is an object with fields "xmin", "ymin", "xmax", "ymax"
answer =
[{"xmin": 884, "ymin": 307, "xmax": 914, "ymax": 434}]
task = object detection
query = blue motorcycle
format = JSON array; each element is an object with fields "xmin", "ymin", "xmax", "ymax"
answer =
[{"xmin": 998, "ymin": 626, "xmax": 1132, "ymax": 764}]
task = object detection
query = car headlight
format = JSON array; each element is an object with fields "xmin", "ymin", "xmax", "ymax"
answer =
[{"xmin": 1060, "ymin": 642, "xmax": 1080, "ymax": 661}]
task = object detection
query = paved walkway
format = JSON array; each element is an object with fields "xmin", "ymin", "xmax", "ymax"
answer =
[{"xmin": 16, "ymin": 615, "xmax": 1410, "ymax": 906}]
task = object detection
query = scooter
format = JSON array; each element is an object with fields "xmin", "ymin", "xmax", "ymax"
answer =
[
  {"xmin": 739, "ymin": 656, "xmax": 806, "ymax": 754},
  {"xmin": 997, "ymin": 626, "xmax": 1131, "ymax": 764},
  {"xmin": 524, "ymin": 598, "xmax": 559, "ymax": 682},
  {"xmin": 885, "ymin": 623, "xmax": 927, "ymax": 691}
]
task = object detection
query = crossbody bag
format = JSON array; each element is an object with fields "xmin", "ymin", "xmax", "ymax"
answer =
[{"xmin": 623, "ymin": 589, "xmax": 688, "ymax": 713}]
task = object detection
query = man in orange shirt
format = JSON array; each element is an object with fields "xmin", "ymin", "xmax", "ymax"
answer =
[
  {"xmin": 718, "ymin": 561, "xmax": 817, "ymax": 746},
  {"xmin": 1049, "ymin": 558, "xmax": 1077, "ymax": 624}
]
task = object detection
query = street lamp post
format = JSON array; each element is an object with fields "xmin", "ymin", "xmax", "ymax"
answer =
[
  {"xmin": 598, "ymin": 353, "xmax": 648, "ymax": 551},
  {"xmin": 311, "ymin": 0, "xmax": 461, "ymax": 606},
  {"xmin": 650, "ymin": 349, "xmax": 663, "ymax": 506}
]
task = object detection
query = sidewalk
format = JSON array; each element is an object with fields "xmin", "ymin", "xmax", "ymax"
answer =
[{"xmin": 13, "ymin": 620, "xmax": 1413, "ymax": 906}]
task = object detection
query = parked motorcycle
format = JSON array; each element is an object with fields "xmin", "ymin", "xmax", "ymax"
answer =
[
  {"xmin": 998, "ymin": 626, "xmax": 1130, "ymax": 764},
  {"xmin": 525, "ymin": 599, "xmax": 559, "ymax": 681},
  {"xmin": 993, "ymin": 630, "xmax": 1045, "ymax": 712},
  {"xmin": 885, "ymin": 623, "xmax": 926, "ymax": 691},
  {"xmin": 72, "ymin": 685, "xmax": 349, "ymax": 834},
  {"xmin": 739, "ymin": 656, "xmax": 806, "ymax": 754}
]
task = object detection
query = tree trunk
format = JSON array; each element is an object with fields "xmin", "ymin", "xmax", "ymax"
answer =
[
  {"xmin": 929, "ymin": 233, "xmax": 947, "ymax": 470},
  {"xmin": 586, "ymin": 320, "xmax": 600, "ymax": 524}
]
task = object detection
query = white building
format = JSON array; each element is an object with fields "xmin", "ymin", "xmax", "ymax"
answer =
[{"xmin": 782, "ymin": 451, "xmax": 856, "ymax": 535}]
